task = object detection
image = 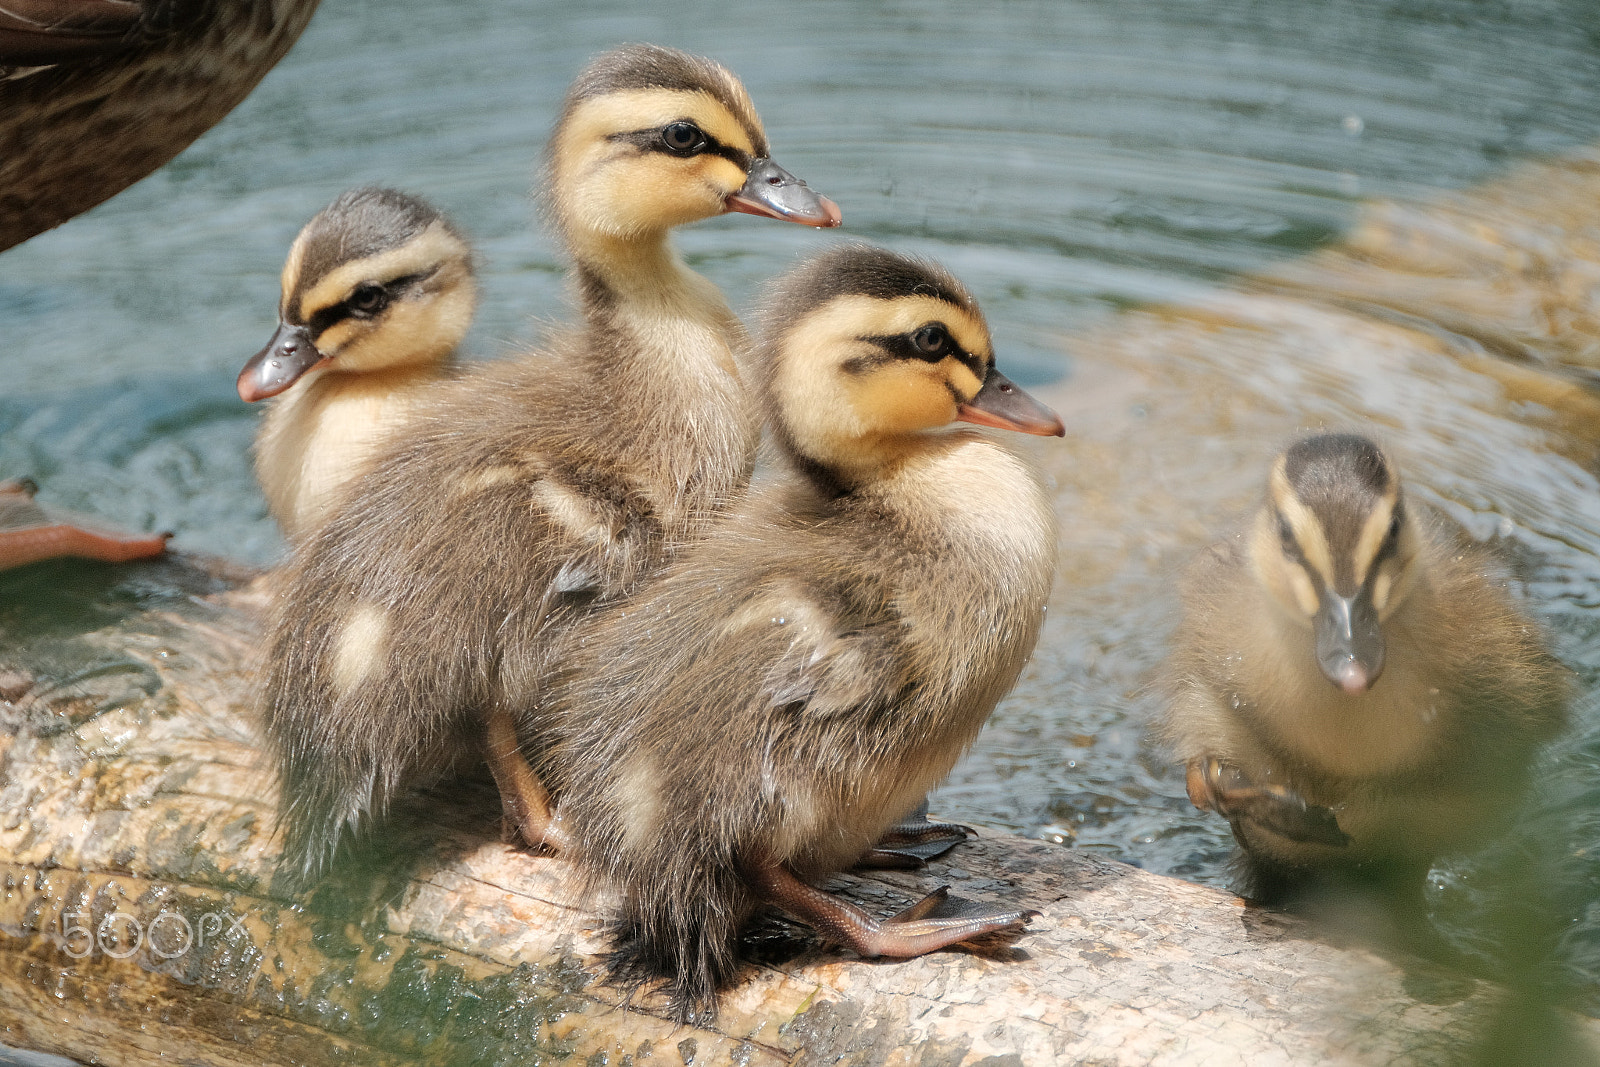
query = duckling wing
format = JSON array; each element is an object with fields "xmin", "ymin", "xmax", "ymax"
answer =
[{"xmin": 763, "ymin": 618, "xmax": 910, "ymax": 720}]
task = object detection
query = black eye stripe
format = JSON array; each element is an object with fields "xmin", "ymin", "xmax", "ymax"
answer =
[
  {"xmin": 1272, "ymin": 508, "xmax": 1315, "ymax": 575},
  {"xmin": 607, "ymin": 125, "xmax": 752, "ymax": 170},
  {"xmin": 857, "ymin": 331, "xmax": 988, "ymax": 384},
  {"xmin": 306, "ymin": 303, "xmax": 346, "ymax": 338},
  {"xmin": 300, "ymin": 267, "xmax": 437, "ymax": 338}
]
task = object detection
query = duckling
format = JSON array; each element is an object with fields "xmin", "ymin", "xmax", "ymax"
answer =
[
  {"xmin": 237, "ymin": 188, "xmax": 476, "ymax": 542},
  {"xmin": 1161, "ymin": 433, "xmax": 1568, "ymax": 903},
  {"xmin": 0, "ymin": 477, "xmax": 169, "ymax": 570},
  {"xmin": 262, "ymin": 44, "xmax": 840, "ymax": 886},
  {"xmin": 1, "ymin": 0, "xmax": 320, "ymax": 251},
  {"xmin": 532, "ymin": 244, "xmax": 1065, "ymax": 1022}
]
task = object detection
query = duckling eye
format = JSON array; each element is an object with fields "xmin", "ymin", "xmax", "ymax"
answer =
[
  {"xmin": 348, "ymin": 283, "xmax": 389, "ymax": 316},
  {"xmin": 660, "ymin": 122, "xmax": 707, "ymax": 156},
  {"xmin": 1277, "ymin": 515, "xmax": 1296, "ymax": 552},
  {"xmin": 911, "ymin": 324, "xmax": 949, "ymax": 355}
]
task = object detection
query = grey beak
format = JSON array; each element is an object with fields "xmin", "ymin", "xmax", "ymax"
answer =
[
  {"xmin": 237, "ymin": 322, "xmax": 327, "ymax": 402},
  {"xmin": 725, "ymin": 158, "xmax": 842, "ymax": 228},
  {"xmin": 1315, "ymin": 589, "xmax": 1385, "ymax": 694},
  {"xmin": 955, "ymin": 369, "xmax": 1066, "ymax": 437}
]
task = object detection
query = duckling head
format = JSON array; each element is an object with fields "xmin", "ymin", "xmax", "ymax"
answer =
[
  {"xmin": 238, "ymin": 188, "xmax": 476, "ymax": 402},
  {"xmin": 1249, "ymin": 433, "xmax": 1421, "ymax": 695},
  {"xmin": 546, "ymin": 43, "xmax": 840, "ymax": 253},
  {"xmin": 759, "ymin": 244, "xmax": 1064, "ymax": 488}
]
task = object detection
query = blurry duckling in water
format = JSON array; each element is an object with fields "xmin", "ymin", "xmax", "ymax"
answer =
[
  {"xmin": 536, "ymin": 244, "xmax": 1065, "ymax": 1022},
  {"xmin": 262, "ymin": 44, "xmax": 840, "ymax": 887},
  {"xmin": 238, "ymin": 188, "xmax": 476, "ymax": 542},
  {"xmin": 1162, "ymin": 433, "xmax": 1568, "ymax": 905}
]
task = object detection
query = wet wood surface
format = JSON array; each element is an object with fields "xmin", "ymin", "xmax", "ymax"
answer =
[{"xmin": 9, "ymin": 148, "xmax": 1600, "ymax": 1064}]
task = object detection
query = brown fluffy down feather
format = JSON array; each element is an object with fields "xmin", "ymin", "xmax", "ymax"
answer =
[
  {"xmin": 532, "ymin": 249, "xmax": 1059, "ymax": 1022},
  {"xmin": 261, "ymin": 44, "xmax": 772, "ymax": 886},
  {"xmin": 1161, "ymin": 500, "xmax": 1569, "ymax": 897},
  {"xmin": 264, "ymin": 296, "xmax": 755, "ymax": 882}
]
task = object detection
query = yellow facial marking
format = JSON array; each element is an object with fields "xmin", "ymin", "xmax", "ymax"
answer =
[
  {"xmin": 297, "ymin": 222, "xmax": 468, "ymax": 324},
  {"xmin": 947, "ymin": 361, "xmax": 984, "ymax": 401},
  {"xmin": 1372, "ymin": 569, "xmax": 1393, "ymax": 613},
  {"xmin": 315, "ymin": 319, "xmax": 361, "ymax": 355},
  {"xmin": 850, "ymin": 364, "xmax": 962, "ymax": 432},
  {"xmin": 331, "ymin": 603, "xmax": 389, "ymax": 698},
  {"xmin": 1248, "ymin": 510, "xmax": 1320, "ymax": 620},
  {"xmin": 772, "ymin": 294, "xmax": 993, "ymax": 475},
  {"xmin": 279, "ymin": 230, "xmax": 308, "ymax": 316},
  {"xmin": 551, "ymin": 89, "xmax": 768, "ymax": 240},
  {"xmin": 1286, "ymin": 561, "xmax": 1320, "ymax": 616},
  {"xmin": 1269, "ymin": 458, "xmax": 1335, "ymax": 587},
  {"xmin": 341, "ymin": 276, "xmax": 473, "ymax": 371},
  {"xmin": 799, "ymin": 294, "xmax": 989, "ymax": 358},
  {"xmin": 557, "ymin": 89, "xmax": 760, "ymax": 170},
  {"xmin": 1349, "ymin": 483, "xmax": 1399, "ymax": 587}
]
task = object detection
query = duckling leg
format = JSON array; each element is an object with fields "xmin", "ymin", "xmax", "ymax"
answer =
[
  {"xmin": 0, "ymin": 480, "xmax": 169, "ymax": 571},
  {"xmin": 484, "ymin": 705, "xmax": 569, "ymax": 854},
  {"xmin": 747, "ymin": 861, "xmax": 1036, "ymax": 958},
  {"xmin": 1188, "ymin": 757, "xmax": 1349, "ymax": 848},
  {"xmin": 0, "ymin": 524, "xmax": 170, "ymax": 571},
  {"xmin": 857, "ymin": 800, "xmax": 977, "ymax": 868}
]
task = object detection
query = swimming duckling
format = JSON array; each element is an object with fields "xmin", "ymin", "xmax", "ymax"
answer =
[
  {"xmin": 262, "ymin": 44, "xmax": 840, "ymax": 886},
  {"xmin": 1162, "ymin": 433, "xmax": 1568, "ymax": 903},
  {"xmin": 237, "ymin": 188, "xmax": 475, "ymax": 542},
  {"xmin": 534, "ymin": 244, "xmax": 1065, "ymax": 1022},
  {"xmin": 1, "ymin": 0, "xmax": 320, "ymax": 251}
]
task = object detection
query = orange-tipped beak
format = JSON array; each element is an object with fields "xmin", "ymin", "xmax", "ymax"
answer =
[
  {"xmin": 725, "ymin": 158, "xmax": 842, "ymax": 228},
  {"xmin": 237, "ymin": 322, "xmax": 328, "ymax": 402},
  {"xmin": 956, "ymin": 370, "xmax": 1065, "ymax": 437}
]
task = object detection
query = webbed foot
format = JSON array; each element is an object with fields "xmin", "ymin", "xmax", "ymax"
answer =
[
  {"xmin": 0, "ymin": 479, "xmax": 170, "ymax": 571},
  {"xmin": 857, "ymin": 799, "xmax": 976, "ymax": 868},
  {"xmin": 1188, "ymin": 757, "xmax": 1350, "ymax": 847},
  {"xmin": 748, "ymin": 861, "xmax": 1036, "ymax": 958}
]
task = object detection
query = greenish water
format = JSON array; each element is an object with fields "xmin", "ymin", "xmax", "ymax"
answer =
[{"xmin": 7, "ymin": 0, "xmax": 1600, "ymax": 1028}]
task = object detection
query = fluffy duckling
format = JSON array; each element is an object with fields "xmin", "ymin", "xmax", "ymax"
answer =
[
  {"xmin": 237, "ymin": 188, "xmax": 476, "ymax": 542},
  {"xmin": 535, "ymin": 245, "xmax": 1065, "ymax": 1022},
  {"xmin": 263, "ymin": 44, "xmax": 840, "ymax": 886},
  {"xmin": 1, "ymin": 0, "xmax": 320, "ymax": 251},
  {"xmin": 1162, "ymin": 433, "xmax": 1568, "ymax": 902}
]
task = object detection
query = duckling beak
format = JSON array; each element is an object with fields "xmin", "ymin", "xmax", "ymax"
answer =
[
  {"xmin": 1315, "ymin": 589, "xmax": 1385, "ymax": 694},
  {"xmin": 955, "ymin": 370, "xmax": 1066, "ymax": 437},
  {"xmin": 237, "ymin": 323, "xmax": 328, "ymax": 402},
  {"xmin": 726, "ymin": 159, "xmax": 842, "ymax": 227}
]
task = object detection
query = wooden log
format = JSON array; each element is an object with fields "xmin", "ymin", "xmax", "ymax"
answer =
[{"xmin": 0, "ymin": 556, "xmax": 1591, "ymax": 1066}]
